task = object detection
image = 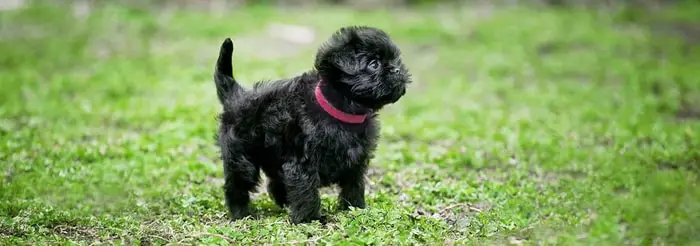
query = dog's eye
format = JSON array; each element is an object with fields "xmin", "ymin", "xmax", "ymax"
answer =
[{"xmin": 367, "ymin": 60, "xmax": 380, "ymax": 71}]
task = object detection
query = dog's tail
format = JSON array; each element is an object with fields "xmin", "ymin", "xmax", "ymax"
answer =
[{"xmin": 214, "ymin": 38, "xmax": 244, "ymax": 106}]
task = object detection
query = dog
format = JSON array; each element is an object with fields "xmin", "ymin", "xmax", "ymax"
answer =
[{"xmin": 213, "ymin": 26, "xmax": 411, "ymax": 224}]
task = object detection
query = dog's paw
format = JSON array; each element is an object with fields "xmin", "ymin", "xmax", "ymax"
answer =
[
  {"xmin": 228, "ymin": 208, "xmax": 251, "ymax": 221},
  {"xmin": 290, "ymin": 214, "xmax": 326, "ymax": 225},
  {"xmin": 338, "ymin": 200, "xmax": 366, "ymax": 211}
]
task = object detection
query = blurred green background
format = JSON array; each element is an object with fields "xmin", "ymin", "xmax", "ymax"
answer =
[{"xmin": 1, "ymin": 0, "xmax": 699, "ymax": 245}]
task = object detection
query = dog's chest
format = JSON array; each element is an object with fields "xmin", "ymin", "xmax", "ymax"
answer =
[
  {"xmin": 313, "ymin": 128, "xmax": 372, "ymax": 182},
  {"xmin": 324, "ymin": 139, "xmax": 365, "ymax": 164}
]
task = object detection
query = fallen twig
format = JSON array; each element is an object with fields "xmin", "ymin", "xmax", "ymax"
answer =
[{"xmin": 439, "ymin": 203, "xmax": 483, "ymax": 214}]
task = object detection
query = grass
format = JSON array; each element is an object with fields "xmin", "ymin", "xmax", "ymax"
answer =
[{"xmin": 1, "ymin": 1, "xmax": 700, "ymax": 245}]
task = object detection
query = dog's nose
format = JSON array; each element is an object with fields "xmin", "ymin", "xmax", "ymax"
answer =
[{"xmin": 390, "ymin": 67, "xmax": 400, "ymax": 73}]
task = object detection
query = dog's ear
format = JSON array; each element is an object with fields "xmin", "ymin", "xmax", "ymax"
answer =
[
  {"xmin": 316, "ymin": 27, "xmax": 364, "ymax": 75},
  {"xmin": 328, "ymin": 50, "xmax": 361, "ymax": 75}
]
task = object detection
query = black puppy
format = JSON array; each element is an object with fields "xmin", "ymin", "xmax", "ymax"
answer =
[{"xmin": 213, "ymin": 26, "xmax": 411, "ymax": 224}]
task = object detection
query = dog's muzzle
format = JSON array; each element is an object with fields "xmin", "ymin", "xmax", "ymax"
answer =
[{"xmin": 386, "ymin": 85, "xmax": 406, "ymax": 104}]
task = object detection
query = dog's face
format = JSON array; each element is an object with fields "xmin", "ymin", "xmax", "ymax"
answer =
[{"xmin": 315, "ymin": 26, "xmax": 411, "ymax": 110}]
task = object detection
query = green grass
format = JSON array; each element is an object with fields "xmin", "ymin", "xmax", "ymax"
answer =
[{"xmin": 2, "ymin": 1, "xmax": 700, "ymax": 245}]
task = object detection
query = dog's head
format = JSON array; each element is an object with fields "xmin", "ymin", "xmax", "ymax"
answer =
[{"xmin": 314, "ymin": 26, "xmax": 411, "ymax": 110}]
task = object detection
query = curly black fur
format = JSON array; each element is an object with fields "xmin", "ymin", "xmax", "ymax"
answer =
[{"xmin": 213, "ymin": 26, "xmax": 411, "ymax": 224}]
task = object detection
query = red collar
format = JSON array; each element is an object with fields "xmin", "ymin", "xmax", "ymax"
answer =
[{"xmin": 314, "ymin": 81, "xmax": 368, "ymax": 124}]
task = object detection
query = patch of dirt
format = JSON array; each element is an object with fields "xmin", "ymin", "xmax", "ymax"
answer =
[
  {"xmin": 536, "ymin": 41, "xmax": 591, "ymax": 55},
  {"xmin": 554, "ymin": 169, "xmax": 588, "ymax": 180},
  {"xmin": 650, "ymin": 80, "xmax": 664, "ymax": 96},
  {"xmin": 596, "ymin": 135, "xmax": 615, "ymax": 147},
  {"xmin": 6, "ymin": 223, "xmax": 120, "ymax": 243},
  {"xmin": 614, "ymin": 186, "xmax": 629, "ymax": 194},
  {"xmin": 2, "ymin": 167, "xmax": 15, "ymax": 183},
  {"xmin": 409, "ymin": 202, "xmax": 491, "ymax": 233},
  {"xmin": 365, "ymin": 166, "xmax": 408, "ymax": 196},
  {"xmin": 204, "ymin": 176, "xmax": 224, "ymax": 187},
  {"xmin": 675, "ymin": 101, "xmax": 700, "ymax": 121},
  {"xmin": 383, "ymin": 133, "xmax": 458, "ymax": 149},
  {"xmin": 0, "ymin": 225, "xmax": 26, "ymax": 238},
  {"xmin": 134, "ymin": 216, "xmax": 238, "ymax": 245},
  {"xmin": 565, "ymin": 132, "xmax": 619, "ymax": 149},
  {"xmin": 653, "ymin": 149, "xmax": 700, "ymax": 175},
  {"xmin": 136, "ymin": 219, "xmax": 180, "ymax": 244},
  {"xmin": 526, "ymin": 169, "xmax": 588, "ymax": 192},
  {"xmin": 650, "ymin": 21, "xmax": 700, "ymax": 45},
  {"xmin": 657, "ymin": 159, "xmax": 699, "ymax": 173},
  {"xmin": 50, "ymin": 225, "xmax": 100, "ymax": 242},
  {"xmin": 649, "ymin": 79, "xmax": 700, "ymax": 122}
]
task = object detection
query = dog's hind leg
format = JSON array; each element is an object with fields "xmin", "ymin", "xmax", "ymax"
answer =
[
  {"xmin": 267, "ymin": 178, "xmax": 287, "ymax": 208},
  {"xmin": 222, "ymin": 153, "xmax": 260, "ymax": 221}
]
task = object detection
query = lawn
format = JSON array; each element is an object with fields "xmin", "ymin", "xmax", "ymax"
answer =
[{"xmin": 1, "ymin": 1, "xmax": 700, "ymax": 245}]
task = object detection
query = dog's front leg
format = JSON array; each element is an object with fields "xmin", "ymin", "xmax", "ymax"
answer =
[
  {"xmin": 282, "ymin": 161, "xmax": 323, "ymax": 224},
  {"xmin": 338, "ymin": 168, "xmax": 366, "ymax": 210}
]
